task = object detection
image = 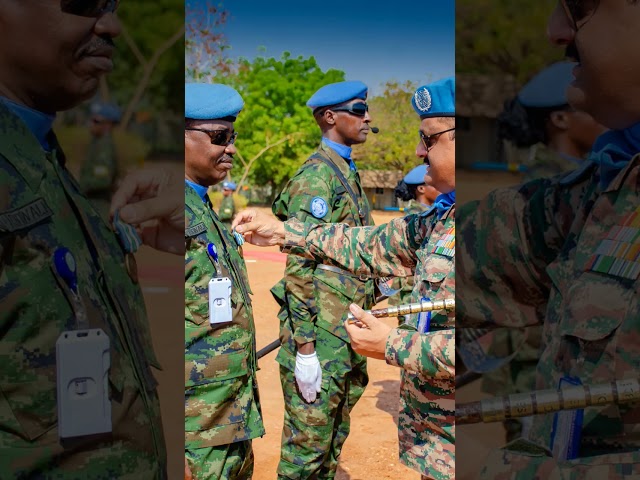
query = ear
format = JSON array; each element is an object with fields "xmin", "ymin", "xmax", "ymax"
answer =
[
  {"xmin": 416, "ymin": 185, "xmax": 426, "ymax": 194},
  {"xmin": 549, "ymin": 110, "xmax": 569, "ymax": 131},
  {"xmin": 322, "ymin": 109, "xmax": 338, "ymax": 126}
]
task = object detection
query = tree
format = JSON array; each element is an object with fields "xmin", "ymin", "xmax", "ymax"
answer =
[
  {"xmin": 355, "ymin": 81, "xmax": 422, "ymax": 173},
  {"xmin": 186, "ymin": 0, "xmax": 232, "ymax": 82},
  {"xmin": 457, "ymin": 0, "xmax": 564, "ymax": 84},
  {"xmin": 219, "ymin": 54, "xmax": 345, "ymax": 193}
]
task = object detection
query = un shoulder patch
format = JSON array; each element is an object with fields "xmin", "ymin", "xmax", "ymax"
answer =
[{"xmin": 310, "ymin": 197, "xmax": 328, "ymax": 218}]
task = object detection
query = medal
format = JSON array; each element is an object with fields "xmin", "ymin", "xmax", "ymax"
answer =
[{"xmin": 125, "ymin": 253, "xmax": 138, "ymax": 283}]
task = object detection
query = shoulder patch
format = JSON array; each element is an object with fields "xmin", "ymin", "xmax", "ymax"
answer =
[
  {"xmin": 310, "ymin": 197, "xmax": 329, "ymax": 218},
  {"xmin": 559, "ymin": 160, "xmax": 597, "ymax": 186}
]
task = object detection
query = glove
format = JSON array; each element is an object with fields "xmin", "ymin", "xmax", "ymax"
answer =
[{"xmin": 294, "ymin": 351, "xmax": 322, "ymax": 403}]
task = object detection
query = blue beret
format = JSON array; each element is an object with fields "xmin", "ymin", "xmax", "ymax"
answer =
[
  {"xmin": 412, "ymin": 77, "xmax": 455, "ymax": 118},
  {"xmin": 90, "ymin": 102, "xmax": 121, "ymax": 122},
  {"xmin": 185, "ymin": 83, "xmax": 243, "ymax": 120},
  {"xmin": 518, "ymin": 62, "xmax": 577, "ymax": 108},
  {"xmin": 222, "ymin": 181, "xmax": 237, "ymax": 191},
  {"xmin": 404, "ymin": 164, "xmax": 427, "ymax": 185},
  {"xmin": 307, "ymin": 81, "xmax": 368, "ymax": 110}
]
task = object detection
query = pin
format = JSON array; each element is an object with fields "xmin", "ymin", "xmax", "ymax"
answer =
[
  {"xmin": 53, "ymin": 247, "xmax": 78, "ymax": 292},
  {"xmin": 233, "ymin": 230, "xmax": 245, "ymax": 247},
  {"xmin": 207, "ymin": 243, "xmax": 219, "ymax": 263}
]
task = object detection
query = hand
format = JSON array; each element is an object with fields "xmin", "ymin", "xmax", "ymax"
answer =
[
  {"xmin": 294, "ymin": 351, "xmax": 322, "ymax": 403},
  {"xmin": 184, "ymin": 456, "xmax": 193, "ymax": 480},
  {"xmin": 110, "ymin": 168, "xmax": 184, "ymax": 255},
  {"xmin": 232, "ymin": 209, "xmax": 286, "ymax": 246},
  {"xmin": 344, "ymin": 304, "xmax": 393, "ymax": 361}
]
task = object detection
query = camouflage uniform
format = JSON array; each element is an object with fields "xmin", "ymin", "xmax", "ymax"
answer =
[
  {"xmin": 78, "ymin": 132, "xmax": 118, "ymax": 219},
  {"xmin": 390, "ymin": 201, "xmax": 430, "ymax": 325},
  {"xmin": 271, "ymin": 140, "xmax": 375, "ymax": 479},
  {"xmin": 480, "ymin": 144, "xmax": 583, "ymax": 441},
  {"xmin": 0, "ymin": 102, "xmax": 166, "ymax": 477},
  {"xmin": 218, "ymin": 194, "xmax": 236, "ymax": 228},
  {"xmin": 184, "ymin": 183, "xmax": 264, "ymax": 479},
  {"xmin": 281, "ymin": 206, "xmax": 456, "ymax": 480},
  {"xmin": 457, "ymin": 154, "xmax": 640, "ymax": 478}
]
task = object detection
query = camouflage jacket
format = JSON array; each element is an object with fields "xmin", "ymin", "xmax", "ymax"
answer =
[
  {"xmin": 458, "ymin": 153, "xmax": 640, "ymax": 477},
  {"xmin": 218, "ymin": 194, "xmax": 235, "ymax": 223},
  {"xmin": 282, "ymin": 206, "xmax": 455, "ymax": 479},
  {"xmin": 522, "ymin": 142, "xmax": 583, "ymax": 183},
  {"xmin": 78, "ymin": 133, "xmax": 118, "ymax": 198},
  {"xmin": 271, "ymin": 140, "xmax": 376, "ymax": 369},
  {"xmin": 184, "ymin": 183, "xmax": 264, "ymax": 449},
  {"xmin": 0, "ymin": 103, "xmax": 165, "ymax": 478}
]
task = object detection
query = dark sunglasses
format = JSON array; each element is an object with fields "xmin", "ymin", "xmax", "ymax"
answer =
[
  {"xmin": 186, "ymin": 128, "xmax": 237, "ymax": 146},
  {"xmin": 61, "ymin": 0, "xmax": 120, "ymax": 18},
  {"xmin": 329, "ymin": 102, "xmax": 369, "ymax": 117},
  {"xmin": 420, "ymin": 127, "xmax": 455, "ymax": 152},
  {"xmin": 560, "ymin": 0, "xmax": 598, "ymax": 31}
]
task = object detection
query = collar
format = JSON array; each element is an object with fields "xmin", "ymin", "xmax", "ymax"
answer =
[
  {"xmin": 432, "ymin": 191, "xmax": 455, "ymax": 219},
  {"xmin": 185, "ymin": 179, "xmax": 209, "ymax": 202},
  {"xmin": 0, "ymin": 97, "xmax": 55, "ymax": 151},
  {"xmin": 322, "ymin": 137, "xmax": 356, "ymax": 171},
  {"xmin": 588, "ymin": 122, "xmax": 640, "ymax": 189}
]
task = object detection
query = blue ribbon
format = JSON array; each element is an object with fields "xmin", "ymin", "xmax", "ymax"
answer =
[
  {"xmin": 431, "ymin": 191, "xmax": 455, "ymax": 219},
  {"xmin": 588, "ymin": 123, "xmax": 640, "ymax": 189}
]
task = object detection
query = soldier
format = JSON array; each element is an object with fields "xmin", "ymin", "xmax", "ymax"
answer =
[
  {"xmin": 218, "ymin": 181, "xmax": 237, "ymax": 228},
  {"xmin": 233, "ymin": 78, "xmax": 457, "ymax": 480},
  {"xmin": 456, "ymin": 1, "xmax": 640, "ymax": 477},
  {"xmin": 79, "ymin": 101, "xmax": 121, "ymax": 219},
  {"xmin": 476, "ymin": 61, "xmax": 606, "ymax": 443},
  {"xmin": 0, "ymin": 1, "xmax": 167, "ymax": 478},
  {"xmin": 184, "ymin": 83, "xmax": 264, "ymax": 479},
  {"xmin": 390, "ymin": 164, "xmax": 441, "ymax": 324},
  {"xmin": 268, "ymin": 80, "xmax": 377, "ymax": 480}
]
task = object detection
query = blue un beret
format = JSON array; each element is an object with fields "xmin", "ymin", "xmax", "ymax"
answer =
[
  {"xmin": 517, "ymin": 62, "xmax": 577, "ymax": 108},
  {"xmin": 90, "ymin": 102, "xmax": 121, "ymax": 123},
  {"xmin": 222, "ymin": 181, "xmax": 237, "ymax": 191},
  {"xmin": 307, "ymin": 81, "xmax": 368, "ymax": 111},
  {"xmin": 412, "ymin": 77, "xmax": 455, "ymax": 118},
  {"xmin": 185, "ymin": 83, "xmax": 244, "ymax": 120},
  {"xmin": 404, "ymin": 164, "xmax": 427, "ymax": 185}
]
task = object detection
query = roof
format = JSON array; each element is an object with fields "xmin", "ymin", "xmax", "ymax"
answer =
[
  {"xmin": 359, "ymin": 169, "xmax": 404, "ymax": 189},
  {"xmin": 457, "ymin": 74, "xmax": 519, "ymax": 118}
]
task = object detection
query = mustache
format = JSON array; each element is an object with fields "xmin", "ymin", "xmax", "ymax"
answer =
[
  {"xmin": 565, "ymin": 43, "xmax": 580, "ymax": 63},
  {"xmin": 217, "ymin": 154, "xmax": 233, "ymax": 164},
  {"xmin": 78, "ymin": 36, "xmax": 115, "ymax": 56}
]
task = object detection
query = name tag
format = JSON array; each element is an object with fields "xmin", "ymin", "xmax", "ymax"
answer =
[
  {"xmin": 0, "ymin": 198, "xmax": 53, "ymax": 232},
  {"xmin": 185, "ymin": 222, "xmax": 207, "ymax": 237}
]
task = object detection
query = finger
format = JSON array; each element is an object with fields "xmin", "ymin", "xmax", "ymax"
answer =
[
  {"xmin": 234, "ymin": 219, "xmax": 262, "ymax": 236},
  {"xmin": 120, "ymin": 197, "xmax": 177, "ymax": 225},
  {"xmin": 348, "ymin": 303, "xmax": 372, "ymax": 327},
  {"xmin": 110, "ymin": 170, "xmax": 161, "ymax": 216},
  {"xmin": 231, "ymin": 209, "xmax": 257, "ymax": 231}
]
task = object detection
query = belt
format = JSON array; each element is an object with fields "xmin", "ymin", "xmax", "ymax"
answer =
[{"xmin": 316, "ymin": 264, "xmax": 372, "ymax": 282}]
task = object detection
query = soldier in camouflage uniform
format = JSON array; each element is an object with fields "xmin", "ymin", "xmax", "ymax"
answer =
[
  {"xmin": 270, "ymin": 80, "xmax": 376, "ymax": 479},
  {"xmin": 79, "ymin": 101, "xmax": 121, "ymax": 220},
  {"xmin": 390, "ymin": 164, "xmax": 440, "ymax": 324},
  {"xmin": 233, "ymin": 78, "xmax": 457, "ymax": 480},
  {"xmin": 218, "ymin": 181, "xmax": 237, "ymax": 229},
  {"xmin": 0, "ymin": 2, "xmax": 167, "ymax": 478},
  {"xmin": 184, "ymin": 83, "xmax": 264, "ymax": 479},
  {"xmin": 456, "ymin": 1, "xmax": 640, "ymax": 478},
  {"xmin": 477, "ymin": 61, "xmax": 606, "ymax": 442}
]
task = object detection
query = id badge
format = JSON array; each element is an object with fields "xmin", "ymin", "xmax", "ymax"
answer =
[
  {"xmin": 209, "ymin": 276, "xmax": 233, "ymax": 325},
  {"xmin": 56, "ymin": 329, "xmax": 111, "ymax": 440},
  {"xmin": 550, "ymin": 376, "xmax": 584, "ymax": 460}
]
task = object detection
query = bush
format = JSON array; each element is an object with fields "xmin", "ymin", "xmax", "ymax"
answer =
[{"xmin": 208, "ymin": 190, "xmax": 249, "ymax": 211}]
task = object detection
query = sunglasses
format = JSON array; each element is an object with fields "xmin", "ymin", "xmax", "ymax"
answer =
[
  {"xmin": 560, "ymin": 0, "xmax": 599, "ymax": 31},
  {"xmin": 419, "ymin": 127, "xmax": 455, "ymax": 152},
  {"xmin": 328, "ymin": 102, "xmax": 369, "ymax": 117},
  {"xmin": 61, "ymin": 0, "xmax": 120, "ymax": 18},
  {"xmin": 186, "ymin": 128, "xmax": 237, "ymax": 146}
]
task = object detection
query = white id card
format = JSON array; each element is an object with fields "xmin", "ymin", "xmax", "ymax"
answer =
[
  {"xmin": 56, "ymin": 329, "xmax": 111, "ymax": 440},
  {"xmin": 209, "ymin": 276, "xmax": 233, "ymax": 325}
]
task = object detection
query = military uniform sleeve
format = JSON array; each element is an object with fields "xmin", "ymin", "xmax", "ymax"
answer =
[
  {"xmin": 385, "ymin": 328, "xmax": 454, "ymax": 378},
  {"xmin": 274, "ymin": 167, "xmax": 334, "ymax": 346},
  {"xmin": 282, "ymin": 213, "xmax": 428, "ymax": 278}
]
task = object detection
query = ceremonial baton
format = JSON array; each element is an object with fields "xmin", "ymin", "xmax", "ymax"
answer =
[
  {"xmin": 257, "ymin": 339, "xmax": 281, "ymax": 360},
  {"xmin": 456, "ymin": 378, "xmax": 640, "ymax": 425},
  {"xmin": 347, "ymin": 298, "xmax": 455, "ymax": 323}
]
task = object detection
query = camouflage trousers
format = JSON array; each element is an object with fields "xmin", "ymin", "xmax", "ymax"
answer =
[
  {"xmin": 185, "ymin": 441, "xmax": 254, "ymax": 480},
  {"xmin": 277, "ymin": 333, "xmax": 368, "ymax": 480}
]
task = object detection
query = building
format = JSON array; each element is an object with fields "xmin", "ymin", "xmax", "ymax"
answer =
[{"xmin": 359, "ymin": 169, "xmax": 404, "ymax": 210}]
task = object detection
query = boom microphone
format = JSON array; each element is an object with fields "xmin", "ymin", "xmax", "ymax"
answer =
[{"xmin": 370, "ymin": 126, "xmax": 379, "ymax": 134}]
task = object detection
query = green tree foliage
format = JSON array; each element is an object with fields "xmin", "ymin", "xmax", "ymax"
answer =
[
  {"xmin": 355, "ymin": 81, "xmax": 422, "ymax": 173},
  {"xmin": 219, "ymin": 54, "xmax": 345, "ymax": 190},
  {"xmin": 457, "ymin": 0, "xmax": 564, "ymax": 84}
]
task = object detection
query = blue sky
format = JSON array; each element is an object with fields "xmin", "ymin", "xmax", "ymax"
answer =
[{"xmin": 212, "ymin": 0, "xmax": 455, "ymax": 96}]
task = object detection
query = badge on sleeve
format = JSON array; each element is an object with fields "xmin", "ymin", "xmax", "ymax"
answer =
[{"xmin": 310, "ymin": 197, "xmax": 328, "ymax": 219}]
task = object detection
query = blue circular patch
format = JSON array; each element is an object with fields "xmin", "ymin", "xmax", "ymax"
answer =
[{"xmin": 310, "ymin": 197, "xmax": 328, "ymax": 219}]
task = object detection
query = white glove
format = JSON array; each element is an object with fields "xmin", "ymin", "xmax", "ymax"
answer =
[{"xmin": 294, "ymin": 351, "xmax": 322, "ymax": 403}]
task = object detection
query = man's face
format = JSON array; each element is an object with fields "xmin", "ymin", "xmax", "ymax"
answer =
[
  {"xmin": 325, "ymin": 98, "xmax": 372, "ymax": 146},
  {"xmin": 89, "ymin": 116, "xmax": 114, "ymax": 137},
  {"xmin": 548, "ymin": 0, "xmax": 640, "ymax": 129},
  {"xmin": 417, "ymin": 118, "xmax": 455, "ymax": 194},
  {"xmin": 222, "ymin": 188, "xmax": 233, "ymax": 197},
  {"xmin": 0, "ymin": 0, "xmax": 121, "ymax": 113},
  {"xmin": 185, "ymin": 119, "xmax": 237, "ymax": 187}
]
